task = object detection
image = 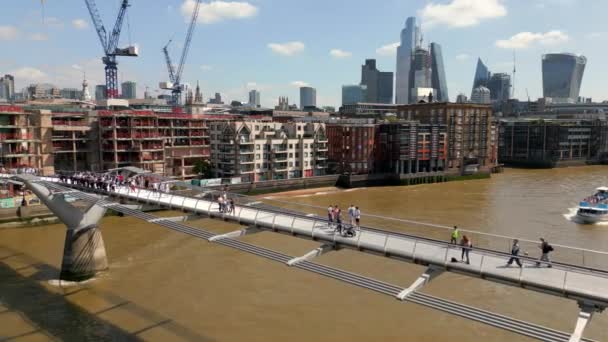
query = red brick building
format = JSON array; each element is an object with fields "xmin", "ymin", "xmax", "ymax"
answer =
[{"xmin": 326, "ymin": 120, "xmax": 376, "ymax": 174}]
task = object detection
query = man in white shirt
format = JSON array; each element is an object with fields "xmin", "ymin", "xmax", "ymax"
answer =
[{"xmin": 327, "ymin": 205, "xmax": 334, "ymax": 227}]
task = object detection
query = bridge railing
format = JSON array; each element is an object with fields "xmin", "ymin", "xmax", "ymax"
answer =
[{"xmin": 23, "ymin": 172, "xmax": 608, "ymax": 274}]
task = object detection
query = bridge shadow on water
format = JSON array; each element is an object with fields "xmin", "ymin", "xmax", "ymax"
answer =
[{"xmin": 0, "ymin": 246, "xmax": 214, "ymax": 342}]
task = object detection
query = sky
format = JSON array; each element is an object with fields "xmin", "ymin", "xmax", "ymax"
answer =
[{"xmin": 1, "ymin": 0, "xmax": 607, "ymax": 108}]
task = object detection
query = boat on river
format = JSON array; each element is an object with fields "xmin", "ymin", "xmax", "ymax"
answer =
[{"xmin": 576, "ymin": 187, "xmax": 608, "ymax": 224}]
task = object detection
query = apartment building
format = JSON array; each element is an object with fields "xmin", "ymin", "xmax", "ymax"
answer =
[
  {"xmin": 0, "ymin": 106, "xmax": 53, "ymax": 175},
  {"xmin": 51, "ymin": 111, "xmax": 98, "ymax": 172},
  {"xmin": 209, "ymin": 121, "xmax": 328, "ymax": 182},
  {"xmin": 98, "ymin": 110, "xmax": 212, "ymax": 179},
  {"xmin": 397, "ymin": 102, "xmax": 495, "ymax": 172},
  {"xmin": 326, "ymin": 120, "xmax": 377, "ymax": 174}
]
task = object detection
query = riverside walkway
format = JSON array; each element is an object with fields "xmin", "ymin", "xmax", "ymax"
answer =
[{"xmin": 3, "ymin": 173, "xmax": 608, "ymax": 341}]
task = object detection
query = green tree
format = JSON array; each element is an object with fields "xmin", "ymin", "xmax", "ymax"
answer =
[{"xmin": 193, "ymin": 159, "xmax": 213, "ymax": 179}]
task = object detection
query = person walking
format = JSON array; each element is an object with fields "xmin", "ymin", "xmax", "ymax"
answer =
[
  {"xmin": 327, "ymin": 205, "xmax": 334, "ymax": 227},
  {"xmin": 334, "ymin": 205, "xmax": 342, "ymax": 235},
  {"xmin": 348, "ymin": 204, "xmax": 355, "ymax": 226},
  {"xmin": 506, "ymin": 239, "xmax": 523, "ymax": 268},
  {"xmin": 536, "ymin": 238, "xmax": 554, "ymax": 268},
  {"xmin": 450, "ymin": 226, "xmax": 460, "ymax": 244},
  {"xmin": 229, "ymin": 199, "xmax": 235, "ymax": 215},
  {"xmin": 218, "ymin": 196, "xmax": 225, "ymax": 213},
  {"xmin": 461, "ymin": 235, "xmax": 472, "ymax": 264},
  {"xmin": 354, "ymin": 206, "xmax": 361, "ymax": 230}
]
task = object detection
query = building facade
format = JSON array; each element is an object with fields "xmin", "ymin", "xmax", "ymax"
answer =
[
  {"xmin": 361, "ymin": 59, "xmax": 393, "ymax": 104},
  {"xmin": 487, "ymin": 73, "xmax": 511, "ymax": 102},
  {"xmin": 209, "ymin": 121, "xmax": 328, "ymax": 182},
  {"xmin": 472, "ymin": 58, "xmax": 491, "ymax": 93},
  {"xmin": 542, "ymin": 53, "xmax": 586, "ymax": 103},
  {"xmin": 396, "ymin": 103, "xmax": 496, "ymax": 173},
  {"xmin": 326, "ymin": 121, "xmax": 376, "ymax": 174},
  {"xmin": 95, "ymin": 85, "xmax": 107, "ymax": 101},
  {"xmin": 430, "ymin": 43, "xmax": 449, "ymax": 103},
  {"xmin": 248, "ymin": 89, "xmax": 261, "ymax": 107},
  {"xmin": 498, "ymin": 117, "xmax": 608, "ymax": 167},
  {"xmin": 300, "ymin": 86, "xmax": 317, "ymax": 109},
  {"xmin": 341, "ymin": 85, "xmax": 367, "ymax": 106},
  {"xmin": 0, "ymin": 75, "xmax": 15, "ymax": 101},
  {"xmin": 471, "ymin": 86, "xmax": 491, "ymax": 104},
  {"xmin": 375, "ymin": 121, "xmax": 448, "ymax": 174},
  {"xmin": 121, "ymin": 81, "xmax": 137, "ymax": 99},
  {"xmin": 395, "ymin": 17, "xmax": 420, "ymax": 104}
]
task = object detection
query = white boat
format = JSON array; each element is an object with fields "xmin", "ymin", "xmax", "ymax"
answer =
[{"xmin": 576, "ymin": 187, "xmax": 608, "ymax": 224}]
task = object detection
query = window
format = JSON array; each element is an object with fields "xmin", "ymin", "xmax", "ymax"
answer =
[
  {"xmin": 289, "ymin": 153, "xmax": 293, "ymax": 158},
  {"xmin": 296, "ymin": 161, "xmax": 300, "ymax": 167},
  {"xmin": 256, "ymin": 154, "xmax": 260, "ymax": 160},
  {"xmin": 296, "ymin": 152, "xmax": 300, "ymax": 158},
  {"xmin": 289, "ymin": 162, "xmax": 293, "ymax": 167},
  {"xmin": 255, "ymin": 125, "xmax": 259, "ymax": 130},
  {"xmin": 256, "ymin": 145, "xmax": 260, "ymax": 150},
  {"xmin": 304, "ymin": 152, "xmax": 308, "ymax": 157},
  {"xmin": 289, "ymin": 144, "xmax": 293, "ymax": 149},
  {"xmin": 304, "ymin": 143, "xmax": 308, "ymax": 148},
  {"xmin": 305, "ymin": 161, "xmax": 309, "ymax": 166}
]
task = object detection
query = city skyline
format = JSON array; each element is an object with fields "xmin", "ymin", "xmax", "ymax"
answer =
[{"xmin": 0, "ymin": 0, "xmax": 607, "ymax": 107}]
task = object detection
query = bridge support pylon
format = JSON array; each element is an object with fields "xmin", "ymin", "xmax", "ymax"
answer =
[
  {"xmin": 17, "ymin": 176, "xmax": 108, "ymax": 281},
  {"xmin": 397, "ymin": 265, "xmax": 444, "ymax": 300},
  {"xmin": 568, "ymin": 302, "xmax": 604, "ymax": 342}
]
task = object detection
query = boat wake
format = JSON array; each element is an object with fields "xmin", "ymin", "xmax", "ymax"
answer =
[{"xmin": 564, "ymin": 207, "xmax": 608, "ymax": 226}]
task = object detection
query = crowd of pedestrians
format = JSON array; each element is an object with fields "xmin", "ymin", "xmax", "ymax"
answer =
[
  {"xmin": 327, "ymin": 204, "xmax": 361, "ymax": 237},
  {"xmin": 58, "ymin": 171, "xmax": 171, "ymax": 195},
  {"xmin": 217, "ymin": 187, "xmax": 235, "ymax": 214}
]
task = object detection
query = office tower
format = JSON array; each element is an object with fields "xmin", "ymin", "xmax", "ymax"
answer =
[
  {"xmin": 300, "ymin": 86, "xmax": 317, "ymax": 109},
  {"xmin": 410, "ymin": 47, "xmax": 435, "ymax": 102},
  {"xmin": 456, "ymin": 94, "xmax": 468, "ymax": 103},
  {"xmin": 396, "ymin": 17, "xmax": 420, "ymax": 104},
  {"xmin": 248, "ymin": 89, "xmax": 261, "ymax": 107},
  {"xmin": 342, "ymin": 85, "xmax": 367, "ymax": 105},
  {"xmin": 95, "ymin": 85, "xmax": 107, "ymax": 101},
  {"xmin": 121, "ymin": 81, "xmax": 137, "ymax": 99},
  {"xmin": 487, "ymin": 73, "xmax": 511, "ymax": 102},
  {"xmin": 0, "ymin": 74, "xmax": 15, "ymax": 101},
  {"xmin": 60, "ymin": 88, "xmax": 82, "ymax": 99},
  {"xmin": 471, "ymin": 86, "xmax": 491, "ymax": 104},
  {"xmin": 472, "ymin": 58, "xmax": 491, "ymax": 91},
  {"xmin": 542, "ymin": 53, "xmax": 586, "ymax": 102},
  {"xmin": 430, "ymin": 43, "xmax": 448, "ymax": 102},
  {"xmin": 361, "ymin": 59, "xmax": 393, "ymax": 104}
]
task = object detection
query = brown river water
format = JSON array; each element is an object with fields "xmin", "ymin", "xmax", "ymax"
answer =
[{"xmin": 1, "ymin": 167, "xmax": 608, "ymax": 341}]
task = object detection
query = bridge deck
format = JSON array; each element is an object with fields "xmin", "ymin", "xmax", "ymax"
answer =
[{"xmin": 37, "ymin": 176, "xmax": 608, "ymax": 308}]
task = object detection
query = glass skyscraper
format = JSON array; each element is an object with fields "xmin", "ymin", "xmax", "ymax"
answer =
[
  {"xmin": 342, "ymin": 85, "xmax": 367, "ymax": 106},
  {"xmin": 395, "ymin": 17, "xmax": 420, "ymax": 104},
  {"xmin": 472, "ymin": 58, "xmax": 491, "ymax": 91},
  {"xmin": 430, "ymin": 43, "xmax": 448, "ymax": 102},
  {"xmin": 121, "ymin": 81, "xmax": 137, "ymax": 99},
  {"xmin": 361, "ymin": 59, "xmax": 393, "ymax": 104},
  {"xmin": 300, "ymin": 86, "xmax": 316, "ymax": 109},
  {"xmin": 542, "ymin": 53, "xmax": 586, "ymax": 102},
  {"xmin": 487, "ymin": 73, "xmax": 511, "ymax": 102}
]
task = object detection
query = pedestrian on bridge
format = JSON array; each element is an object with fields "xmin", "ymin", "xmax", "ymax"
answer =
[
  {"xmin": 536, "ymin": 238, "xmax": 554, "ymax": 268},
  {"xmin": 354, "ymin": 206, "xmax": 361, "ymax": 230},
  {"xmin": 506, "ymin": 239, "xmax": 523, "ymax": 268},
  {"xmin": 334, "ymin": 205, "xmax": 343, "ymax": 235},
  {"xmin": 460, "ymin": 235, "xmax": 472, "ymax": 264},
  {"xmin": 450, "ymin": 226, "xmax": 460, "ymax": 244},
  {"xmin": 327, "ymin": 205, "xmax": 334, "ymax": 227}
]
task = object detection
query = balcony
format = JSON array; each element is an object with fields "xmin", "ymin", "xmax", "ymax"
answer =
[
  {"xmin": 239, "ymin": 156, "xmax": 255, "ymax": 163},
  {"xmin": 239, "ymin": 146, "xmax": 254, "ymax": 154},
  {"xmin": 237, "ymin": 135, "xmax": 253, "ymax": 144}
]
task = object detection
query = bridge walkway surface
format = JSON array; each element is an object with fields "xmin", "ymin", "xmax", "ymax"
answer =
[{"xmin": 3, "ymin": 173, "xmax": 608, "ymax": 341}]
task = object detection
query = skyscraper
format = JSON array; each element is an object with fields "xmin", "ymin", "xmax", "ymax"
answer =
[
  {"xmin": 361, "ymin": 59, "xmax": 393, "ymax": 104},
  {"xmin": 487, "ymin": 73, "xmax": 511, "ymax": 102},
  {"xmin": 430, "ymin": 43, "xmax": 449, "ymax": 102},
  {"xmin": 472, "ymin": 58, "xmax": 491, "ymax": 92},
  {"xmin": 395, "ymin": 17, "xmax": 448, "ymax": 104},
  {"xmin": 121, "ymin": 81, "xmax": 137, "ymax": 99},
  {"xmin": 95, "ymin": 85, "xmax": 107, "ymax": 101},
  {"xmin": 300, "ymin": 86, "xmax": 317, "ymax": 109},
  {"xmin": 471, "ymin": 86, "xmax": 491, "ymax": 104},
  {"xmin": 0, "ymin": 75, "xmax": 15, "ymax": 101},
  {"xmin": 248, "ymin": 89, "xmax": 261, "ymax": 107},
  {"xmin": 395, "ymin": 17, "xmax": 420, "ymax": 104},
  {"xmin": 342, "ymin": 85, "xmax": 367, "ymax": 105},
  {"xmin": 542, "ymin": 53, "xmax": 586, "ymax": 102}
]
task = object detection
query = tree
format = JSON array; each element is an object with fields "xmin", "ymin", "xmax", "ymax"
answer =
[{"xmin": 193, "ymin": 159, "xmax": 213, "ymax": 179}]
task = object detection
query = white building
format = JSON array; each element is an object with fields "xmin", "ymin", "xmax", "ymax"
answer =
[
  {"xmin": 471, "ymin": 86, "xmax": 491, "ymax": 104},
  {"xmin": 209, "ymin": 120, "xmax": 328, "ymax": 182}
]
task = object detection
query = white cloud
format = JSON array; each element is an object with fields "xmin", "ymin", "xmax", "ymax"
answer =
[
  {"xmin": 376, "ymin": 42, "xmax": 399, "ymax": 57},
  {"xmin": 44, "ymin": 17, "xmax": 64, "ymax": 29},
  {"xmin": 10, "ymin": 67, "xmax": 49, "ymax": 84},
  {"xmin": 419, "ymin": 0, "xmax": 507, "ymax": 28},
  {"xmin": 290, "ymin": 81, "xmax": 309, "ymax": 88},
  {"xmin": 0, "ymin": 26, "xmax": 19, "ymax": 40},
  {"xmin": 181, "ymin": 0, "xmax": 258, "ymax": 24},
  {"xmin": 329, "ymin": 49, "xmax": 352, "ymax": 58},
  {"xmin": 455, "ymin": 53, "xmax": 470, "ymax": 61},
  {"xmin": 72, "ymin": 19, "xmax": 89, "ymax": 30},
  {"xmin": 268, "ymin": 41, "xmax": 305, "ymax": 56},
  {"xmin": 246, "ymin": 82, "xmax": 257, "ymax": 88},
  {"xmin": 29, "ymin": 33, "xmax": 48, "ymax": 41},
  {"xmin": 200, "ymin": 64, "xmax": 213, "ymax": 71},
  {"xmin": 496, "ymin": 30, "xmax": 569, "ymax": 49}
]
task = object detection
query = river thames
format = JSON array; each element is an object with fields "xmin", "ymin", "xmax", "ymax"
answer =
[{"xmin": 1, "ymin": 167, "xmax": 607, "ymax": 341}]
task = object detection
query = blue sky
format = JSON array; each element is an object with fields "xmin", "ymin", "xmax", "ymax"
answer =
[{"xmin": 1, "ymin": 0, "xmax": 607, "ymax": 107}]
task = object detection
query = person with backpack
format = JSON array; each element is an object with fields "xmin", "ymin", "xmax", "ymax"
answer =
[{"xmin": 536, "ymin": 238, "xmax": 554, "ymax": 268}]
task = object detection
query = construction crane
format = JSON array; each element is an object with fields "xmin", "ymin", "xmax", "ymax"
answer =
[
  {"xmin": 84, "ymin": 0, "xmax": 138, "ymax": 99},
  {"xmin": 160, "ymin": 0, "xmax": 202, "ymax": 106}
]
